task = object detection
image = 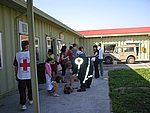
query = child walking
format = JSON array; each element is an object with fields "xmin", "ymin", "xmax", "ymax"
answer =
[{"xmin": 45, "ymin": 58, "xmax": 59, "ymax": 97}]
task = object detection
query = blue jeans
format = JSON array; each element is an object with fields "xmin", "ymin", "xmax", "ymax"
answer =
[{"xmin": 98, "ymin": 59, "xmax": 103, "ymax": 76}]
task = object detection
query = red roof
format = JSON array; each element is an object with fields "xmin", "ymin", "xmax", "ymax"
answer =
[{"xmin": 78, "ymin": 27, "xmax": 150, "ymax": 37}]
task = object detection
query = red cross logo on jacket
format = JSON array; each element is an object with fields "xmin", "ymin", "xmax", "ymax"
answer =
[{"xmin": 20, "ymin": 59, "xmax": 30, "ymax": 71}]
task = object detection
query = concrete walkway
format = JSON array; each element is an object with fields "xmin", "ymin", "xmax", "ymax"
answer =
[
  {"xmin": 0, "ymin": 70, "xmax": 111, "ymax": 113},
  {"xmin": 1, "ymin": 62, "xmax": 150, "ymax": 113}
]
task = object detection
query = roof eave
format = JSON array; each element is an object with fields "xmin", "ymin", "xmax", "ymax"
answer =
[
  {"xmin": 34, "ymin": 7, "xmax": 83, "ymax": 37},
  {"xmin": 83, "ymin": 33, "xmax": 150, "ymax": 38},
  {"xmin": 11, "ymin": 0, "xmax": 82, "ymax": 37}
]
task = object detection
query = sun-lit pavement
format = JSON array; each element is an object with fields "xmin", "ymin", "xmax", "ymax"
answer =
[
  {"xmin": 0, "ymin": 62, "xmax": 149, "ymax": 113},
  {"xmin": 0, "ymin": 70, "xmax": 111, "ymax": 113}
]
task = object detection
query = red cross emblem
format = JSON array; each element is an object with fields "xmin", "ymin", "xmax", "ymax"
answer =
[
  {"xmin": 75, "ymin": 57, "xmax": 83, "ymax": 65},
  {"xmin": 77, "ymin": 59, "xmax": 81, "ymax": 63},
  {"xmin": 20, "ymin": 59, "xmax": 30, "ymax": 71}
]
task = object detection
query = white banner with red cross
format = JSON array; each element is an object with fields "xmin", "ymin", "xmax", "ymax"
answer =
[{"xmin": 16, "ymin": 51, "xmax": 31, "ymax": 80}]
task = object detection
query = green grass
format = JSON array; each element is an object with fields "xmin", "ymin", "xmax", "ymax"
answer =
[{"xmin": 108, "ymin": 68, "xmax": 150, "ymax": 113}]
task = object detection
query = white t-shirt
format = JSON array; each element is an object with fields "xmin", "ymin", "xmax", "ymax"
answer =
[
  {"xmin": 16, "ymin": 51, "xmax": 31, "ymax": 80},
  {"xmin": 98, "ymin": 48, "xmax": 104, "ymax": 59}
]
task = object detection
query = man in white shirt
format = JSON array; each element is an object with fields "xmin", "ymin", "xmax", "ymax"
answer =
[
  {"xmin": 13, "ymin": 41, "xmax": 33, "ymax": 110},
  {"xmin": 98, "ymin": 43, "xmax": 104, "ymax": 77}
]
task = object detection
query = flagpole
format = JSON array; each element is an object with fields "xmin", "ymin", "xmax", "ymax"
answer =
[{"xmin": 27, "ymin": 0, "xmax": 40, "ymax": 113}]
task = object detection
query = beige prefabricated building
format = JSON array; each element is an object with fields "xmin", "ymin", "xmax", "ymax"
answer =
[{"xmin": 0, "ymin": 0, "xmax": 150, "ymax": 97}]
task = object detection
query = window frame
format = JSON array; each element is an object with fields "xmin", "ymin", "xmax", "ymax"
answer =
[{"xmin": 0, "ymin": 32, "xmax": 3, "ymax": 69}]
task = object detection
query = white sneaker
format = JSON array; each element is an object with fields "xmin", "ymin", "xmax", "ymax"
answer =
[
  {"xmin": 53, "ymin": 94, "xmax": 60, "ymax": 97},
  {"xmin": 21, "ymin": 105, "xmax": 27, "ymax": 110},
  {"xmin": 29, "ymin": 100, "xmax": 33, "ymax": 105}
]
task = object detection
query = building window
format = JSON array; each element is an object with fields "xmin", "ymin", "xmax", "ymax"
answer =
[
  {"xmin": 57, "ymin": 40, "xmax": 63, "ymax": 54},
  {"xmin": 126, "ymin": 43, "xmax": 139, "ymax": 56},
  {"xmin": 104, "ymin": 44, "xmax": 116, "ymax": 53},
  {"xmin": 35, "ymin": 38, "xmax": 40, "ymax": 62},
  {"xmin": 124, "ymin": 47, "xmax": 134, "ymax": 52},
  {"xmin": 46, "ymin": 36, "xmax": 51, "ymax": 51},
  {"xmin": 0, "ymin": 32, "xmax": 3, "ymax": 69},
  {"xmin": 19, "ymin": 21, "xmax": 28, "ymax": 35}
]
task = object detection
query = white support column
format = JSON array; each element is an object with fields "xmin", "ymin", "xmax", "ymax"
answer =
[{"xmin": 27, "ymin": 0, "xmax": 40, "ymax": 113}]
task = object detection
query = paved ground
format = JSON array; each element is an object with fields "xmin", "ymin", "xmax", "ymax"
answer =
[
  {"xmin": 0, "ymin": 62, "xmax": 149, "ymax": 113},
  {"xmin": 0, "ymin": 71, "xmax": 110, "ymax": 113}
]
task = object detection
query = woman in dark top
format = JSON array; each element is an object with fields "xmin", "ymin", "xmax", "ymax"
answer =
[
  {"xmin": 59, "ymin": 46, "xmax": 68, "ymax": 83},
  {"xmin": 93, "ymin": 45, "xmax": 100, "ymax": 78}
]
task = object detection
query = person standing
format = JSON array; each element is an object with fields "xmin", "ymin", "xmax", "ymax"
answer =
[
  {"xmin": 45, "ymin": 58, "xmax": 59, "ymax": 97},
  {"xmin": 93, "ymin": 45, "xmax": 100, "ymax": 78},
  {"xmin": 67, "ymin": 46, "xmax": 73, "ymax": 61},
  {"xmin": 70, "ymin": 43, "xmax": 78, "ymax": 87},
  {"xmin": 67, "ymin": 46, "xmax": 73, "ymax": 70},
  {"xmin": 75, "ymin": 47, "xmax": 93, "ymax": 92},
  {"xmin": 47, "ymin": 49, "xmax": 58, "ymax": 80},
  {"xmin": 76, "ymin": 46, "xmax": 87, "ymax": 92},
  {"xmin": 77, "ymin": 46, "xmax": 86, "ymax": 57},
  {"xmin": 72, "ymin": 43, "xmax": 78, "ymax": 58},
  {"xmin": 98, "ymin": 43, "xmax": 104, "ymax": 77},
  {"xmin": 13, "ymin": 41, "xmax": 33, "ymax": 110},
  {"xmin": 59, "ymin": 46, "xmax": 68, "ymax": 83},
  {"xmin": 71, "ymin": 43, "xmax": 78, "ymax": 77}
]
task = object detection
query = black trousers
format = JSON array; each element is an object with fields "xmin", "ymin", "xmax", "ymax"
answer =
[
  {"xmin": 61, "ymin": 63, "xmax": 66, "ymax": 76},
  {"xmin": 18, "ymin": 79, "xmax": 32, "ymax": 105},
  {"xmin": 71, "ymin": 58, "xmax": 78, "ymax": 75},
  {"xmin": 80, "ymin": 83, "xmax": 86, "ymax": 90},
  {"xmin": 94, "ymin": 60, "xmax": 100, "ymax": 78},
  {"xmin": 85, "ymin": 77, "xmax": 92, "ymax": 87}
]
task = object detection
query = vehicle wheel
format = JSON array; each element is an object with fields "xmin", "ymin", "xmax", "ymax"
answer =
[
  {"xmin": 105, "ymin": 57, "xmax": 113, "ymax": 64},
  {"xmin": 127, "ymin": 56, "xmax": 135, "ymax": 64}
]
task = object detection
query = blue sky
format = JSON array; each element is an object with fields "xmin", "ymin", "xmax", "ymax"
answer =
[{"xmin": 33, "ymin": 0, "xmax": 150, "ymax": 30}]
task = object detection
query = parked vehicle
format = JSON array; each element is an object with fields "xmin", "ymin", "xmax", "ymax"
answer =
[{"xmin": 104, "ymin": 44, "xmax": 137, "ymax": 64}]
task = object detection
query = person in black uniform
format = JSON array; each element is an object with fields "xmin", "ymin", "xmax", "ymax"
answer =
[
  {"xmin": 93, "ymin": 45, "xmax": 100, "ymax": 78},
  {"xmin": 75, "ymin": 57, "xmax": 93, "ymax": 92},
  {"xmin": 74, "ymin": 46, "xmax": 93, "ymax": 92}
]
